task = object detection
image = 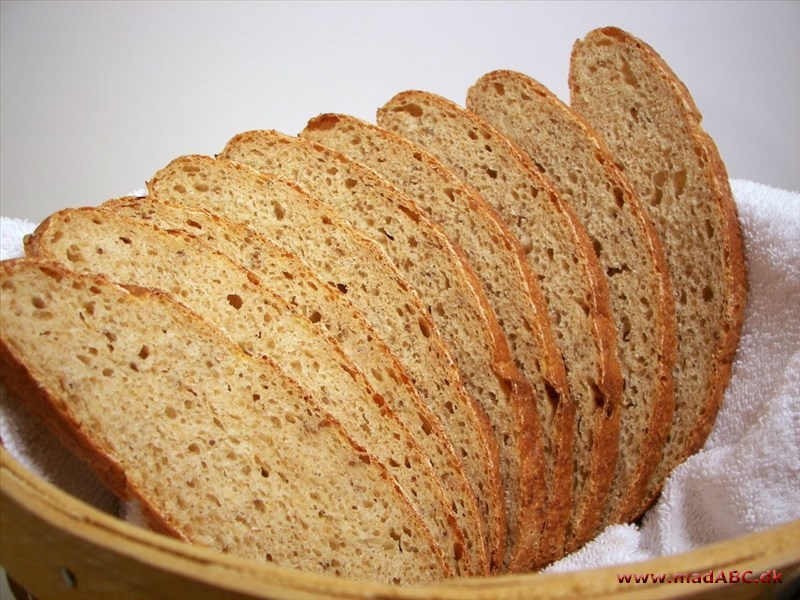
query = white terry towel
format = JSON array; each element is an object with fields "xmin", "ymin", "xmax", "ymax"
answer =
[{"xmin": 1, "ymin": 180, "xmax": 799, "ymax": 570}]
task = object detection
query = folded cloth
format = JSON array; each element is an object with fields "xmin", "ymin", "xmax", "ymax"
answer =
[{"xmin": 1, "ymin": 180, "xmax": 799, "ymax": 570}]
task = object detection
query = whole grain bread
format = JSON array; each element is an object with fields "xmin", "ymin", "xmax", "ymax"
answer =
[
  {"xmin": 219, "ymin": 129, "xmax": 538, "ymax": 570},
  {"xmin": 569, "ymin": 27, "xmax": 747, "ymax": 516},
  {"xmin": 103, "ymin": 195, "xmax": 489, "ymax": 574},
  {"xmin": 24, "ymin": 206, "xmax": 472, "ymax": 576},
  {"xmin": 146, "ymin": 158, "xmax": 503, "ymax": 571},
  {"xmin": 378, "ymin": 91, "xmax": 624, "ymax": 554},
  {"xmin": 300, "ymin": 113, "xmax": 574, "ymax": 570},
  {"xmin": 467, "ymin": 70, "xmax": 678, "ymax": 525},
  {"xmin": 0, "ymin": 258, "xmax": 452, "ymax": 584}
]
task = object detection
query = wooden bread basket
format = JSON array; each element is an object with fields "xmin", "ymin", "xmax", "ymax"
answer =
[{"xmin": 2, "ymin": 447, "xmax": 798, "ymax": 600}]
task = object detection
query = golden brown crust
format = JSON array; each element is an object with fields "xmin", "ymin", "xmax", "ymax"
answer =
[
  {"xmin": 467, "ymin": 69, "xmax": 678, "ymax": 527},
  {"xmin": 301, "ymin": 114, "xmax": 563, "ymax": 570},
  {"xmin": 0, "ymin": 258, "xmax": 453, "ymax": 582},
  {"xmin": 218, "ymin": 133, "xmax": 512, "ymax": 571},
  {"xmin": 377, "ymin": 90, "xmax": 624, "ymax": 556},
  {"xmin": 26, "ymin": 204, "xmax": 474, "ymax": 576},
  {"xmin": 569, "ymin": 27, "xmax": 748, "ymax": 518}
]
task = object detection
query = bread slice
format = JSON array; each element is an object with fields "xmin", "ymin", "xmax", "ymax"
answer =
[
  {"xmin": 0, "ymin": 258, "xmax": 451, "ymax": 584},
  {"xmin": 467, "ymin": 70, "xmax": 678, "ymax": 525},
  {"xmin": 219, "ymin": 130, "xmax": 537, "ymax": 570},
  {"xmin": 300, "ymin": 113, "xmax": 574, "ymax": 570},
  {"xmin": 569, "ymin": 27, "xmax": 747, "ymax": 515},
  {"xmin": 378, "ymin": 91, "xmax": 624, "ymax": 554},
  {"xmin": 102, "ymin": 196, "xmax": 489, "ymax": 575},
  {"xmin": 144, "ymin": 158, "xmax": 502, "ymax": 572},
  {"xmin": 24, "ymin": 206, "xmax": 471, "ymax": 576}
]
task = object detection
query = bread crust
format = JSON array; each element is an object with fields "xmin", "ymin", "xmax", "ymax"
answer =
[
  {"xmin": 569, "ymin": 27, "xmax": 747, "ymax": 516},
  {"xmin": 25, "ymin": 205, "xmax": 474, "ymax": 576},
  {"xmin": 217, "ymin": 134, "xmax": 512, "ymax": 571},
  {"xmin": 378, "ymin": 90, "xmax": 624, "ymax": 555},
  {"xmin": 467, "ymin": 69, "xmax": 678, "ymax": 526},
  {"xmin": 302, "ymin": 113, "xmax": 574, "ymax": 570},
  {"xmin": 0, "ymin": 258, "xmax": 453, "ymax": 582}
]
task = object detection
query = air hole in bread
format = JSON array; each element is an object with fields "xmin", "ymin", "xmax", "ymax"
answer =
[
  {"xmin": 164, "ymin": 406, "xmax": 177, "ymax": 419},
  {"xmin": 468, "ymin": 130, "xmax": 479, "ymax": 141},
  {"xmin": 673, "ymin": 170, "xmax": 687, "ymax": 198},
  {"xmin": 227, "ymin": 294, "xmax": 243, "ymax": 310},
  {"xmin": 620, "ymin": 58, "xmax": 638, "ymax": 86},
  {"xmin": 66, "ymin": 245, "xmax": 84, "ymax": 262},
  {"xmin": 485, "ymin": 168, "xmax": 498, "ymax": 179},
  {"xmin": 336, "ymin": 283, "xmax": 348, "ymax": 294},
  {"xmin": 31, "ymin": 296, "xmax": 46, "ymax": 309},
  {"xmin": 173, "ymin": 184, "xmax": 187, "ymax": 194},
  {"xmin": 702, "ymin": 285, "xmax": 714, "ymax": 302},
  {"xmin": 393, "ymin": 103, "xmax": 423, "ymax": 118},
  {"xmin": 544, "ymin": 380, "xmax": 561, "ymax": 411},
  {"xmin": 272, "ymin": 202, "xmax": 286, "ymax": 220},
  {"xmin": 705, "ymin": 219, "xmax": 715, "ymax": 239},
  {"xmin": 344, "ymin": 178, "xmax": 358, "ymax": 189},
  {"xmin": 193, "ymin": 182, "xmax": 209, "ymax": 192},
  {"xmin": 613, "ymin": 187, "xmax": 625, "ymax": 208},
  {"xmin": 418, "ymin": 317, "xmax": 432, "ymax": 338},
  {"xmin": 589, "ymin": 378, "xmax": 606, "ymax": 411},
  {"xmin": 420, "ymin": 415, "xmax": 433, "ymax": 435},
  {"xmin": 651, "ymin": 171, "xmax": 666, "ymax": 206},
  {"xmin": 621, "ymin": 315, "xmax": 632, "ymax": 342}
]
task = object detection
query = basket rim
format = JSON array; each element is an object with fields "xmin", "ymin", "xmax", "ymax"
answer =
[{"xmin": 2, "ymin": 445, "xmax": 799, "ymax": 599}]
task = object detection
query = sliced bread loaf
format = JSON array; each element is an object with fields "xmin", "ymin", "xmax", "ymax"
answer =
[
  {"xmin": 103, "ymin": 195, "xmax": 489, "ymax": 574},
  {"xmin": 378, "ymin": 91, "xmax": 624, "ymax": 554},
  {"xmin": 219, "ymin": 129, "xmax": 538, "ymax": 570},
  {"xmin": 24, "ymin": 206, "xmax": 471, "ymax": 576},
  {"xmin": 467, "ymin": 70, "xmax": 677, "ymax": 525},
  {"xmin": 569, "ymin": 27, "xmax": 747, "ymax": 515},
  {"xmin": 0, "ymin": 258, "xmax": 451, "ymax": 584},
  {"xmin": 300, "ymin": 113, "xmax": 574, "ymax": 570},
  {"xmin": 144, "ymin": 158, "xmax": 503, "ymax": 571}
]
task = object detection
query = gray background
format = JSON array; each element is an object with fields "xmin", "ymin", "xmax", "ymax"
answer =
[
  {"xmin": 0, "ymin": 1, "xmax": 798, "ymax": 598},
  {"xmin": 1, "ymin": 1, "xmax": 799, "ymax": 225}
]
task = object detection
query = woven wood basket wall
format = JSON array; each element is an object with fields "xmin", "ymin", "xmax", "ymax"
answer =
[{"xmin": 2, "ymin": 448, "xmax": 798, "ymax": 600}]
